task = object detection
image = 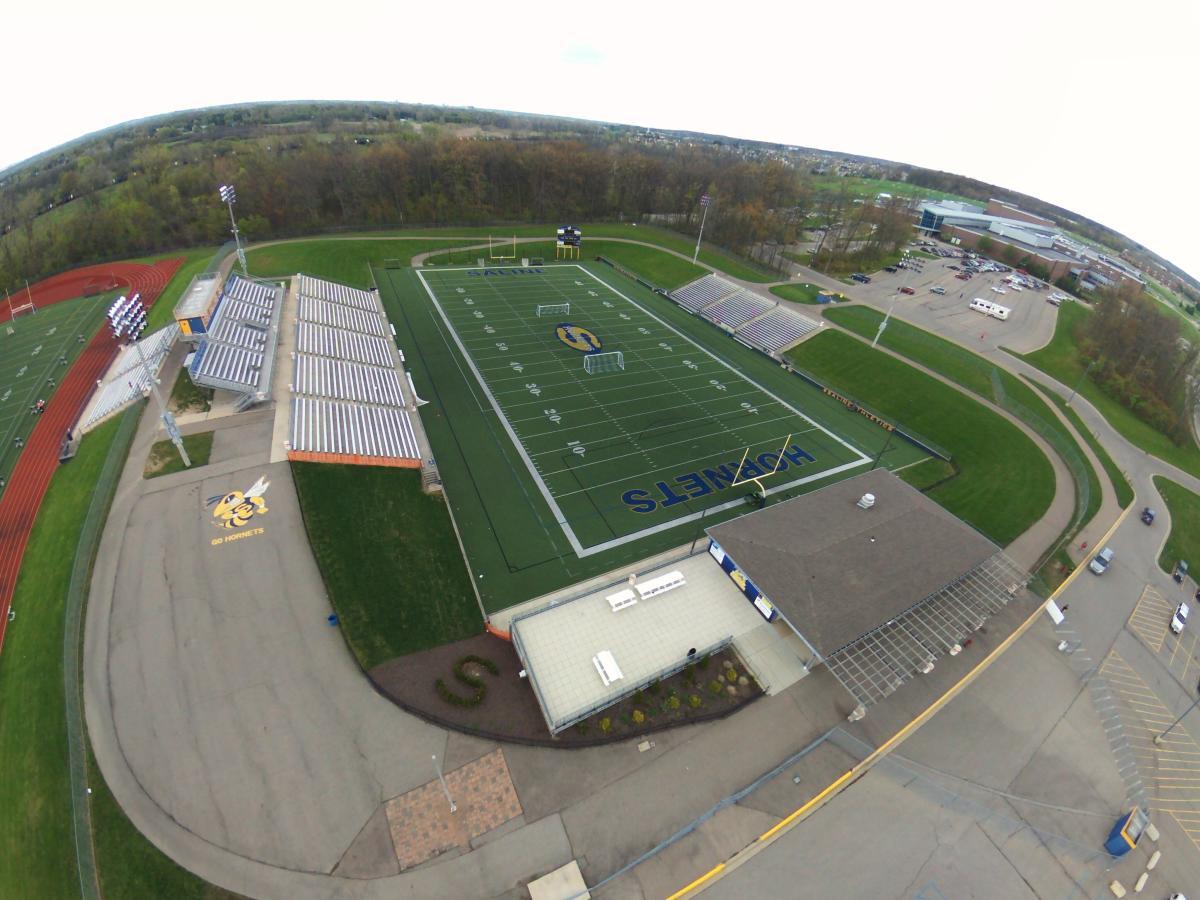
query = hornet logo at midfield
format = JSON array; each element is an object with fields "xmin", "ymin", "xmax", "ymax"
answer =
[
  {"xmin": 207, "ymin": 476, "xmax": 270, "ymax": 529},
  {"xmin": 555, "ymin": 322, "xmax": 603, "ymax": 353}
]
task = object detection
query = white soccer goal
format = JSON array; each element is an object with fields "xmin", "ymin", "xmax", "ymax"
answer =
[
  {"xmin": 584, "ymin": 351, "xmax": 624, "ymax": 374},
  {"xmin": 536, "ymin": 303, "xmax": 570, "ymax": 317}
]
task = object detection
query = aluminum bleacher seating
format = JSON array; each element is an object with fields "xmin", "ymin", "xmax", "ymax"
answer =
[
  {"xmin": 290, "ymin": 397, "xmax": 420, "ymax": 459},
  {"xmin": 734, "ymin": 309, "xmax": 818, "ymax": 352},
  {"xmin": 296, "ymin": 321, "xmax": 394, "ymax": 367},
  {"xmin": 293, "ymin": 354, "xmax": 405, "ymax": 407},
  {"xmin": 670, "ymin": 274, "xmax": 738, "ymax": 312},
  {"xmin": 701, "ymin": 290, "xmax": 775, "ymax": 328},
  {"xmin": 298, "ymin": 275, "xmax": 378, "ymax": 311},
  {"xmin": 297, "ymin": 296, "xmax": 388, "ymax": 337}
]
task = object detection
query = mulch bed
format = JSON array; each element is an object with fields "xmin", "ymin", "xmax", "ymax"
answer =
[{"xmin": 368, "ymin": 633, "xmax": 761, "ymax": 747}]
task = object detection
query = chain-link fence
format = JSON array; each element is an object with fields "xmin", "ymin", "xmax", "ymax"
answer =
[{"xmin": 64, "ymin": 403, "xmax": 143, "ymax": 898}]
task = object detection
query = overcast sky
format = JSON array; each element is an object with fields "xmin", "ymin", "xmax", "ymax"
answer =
[{"xmin": 5, "ymin": 0, "xmax": 1196, "ymax": 279}]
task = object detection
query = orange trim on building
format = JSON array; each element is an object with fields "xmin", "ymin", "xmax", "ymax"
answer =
[
  {"xmin": 485, "ymin": 624, "xmax": 512, "ymax": 641},
  {"xmin": 286, "ymin": 450, "xmax": 421, "ymax": 469}
]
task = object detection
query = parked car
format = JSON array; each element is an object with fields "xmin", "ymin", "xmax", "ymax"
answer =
[
  {"xmin": 899, "ymin": 286, "xmax": 915, "ymax": 295},
  {"xmin": 883, "ymin": 266, "xmax": 898, "ymax": 273},
  {"xmin": 1172, "ymin": 602, "xmax": 1190, "ymax": 634},
  {"xmin": 930, "ymin": 286, "xmax": 946, "ymax": 294},
  {"xmin": 1141, "ymin": 507, "xmax": 1156, "ymax": 525},
  {"xmin": 947, "ymin": 265, "xmax": 960, "ymax": 270},
  {"xmin": 851, "ymin": 273, "xmax": 871, "ymax": 284},
  {"xmin": 1047, "ymin": 296, "xmax": 1062, "ymax": 306},
  {"xmin": 955, "ymin": 273, "xmax": 971, "ymax": 281},
  {"xmin": 1175, "ymin": 560, "xmax": 1190, "ymax": 583},
  {"xmin": 1089, "ymin": 546, "xmax": 1115, "ymax": 575},
  {"xmin": 991, "ymin": 286, "xmax": 1006, "ymax": 294}
]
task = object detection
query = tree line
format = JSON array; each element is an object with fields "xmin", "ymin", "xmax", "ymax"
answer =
[{"xmin": 1080, "ymin": 284, "xmax": 1198, "ymax": 443}]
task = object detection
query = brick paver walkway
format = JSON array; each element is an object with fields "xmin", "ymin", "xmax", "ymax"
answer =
[{"xmin": 385, "ymin": 748, "xmax": 522, "ymax": 870}]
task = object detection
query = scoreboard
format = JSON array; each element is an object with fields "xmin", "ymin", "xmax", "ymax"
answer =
[{"xmin": 556, "ymin": 225, "xmax": 582, "ymax": 247}]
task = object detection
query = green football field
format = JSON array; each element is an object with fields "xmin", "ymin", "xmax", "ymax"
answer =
[
  {"xmin": 413, "ymin": 263, "xmax": 900, "ymax": 555},
  {"xmin": 380, "ymin": 261, "xmax": 932, "ymax": 610},
  {"xmin": 0, "ymin": 295, "xmax": 112, "ymax": 493}
]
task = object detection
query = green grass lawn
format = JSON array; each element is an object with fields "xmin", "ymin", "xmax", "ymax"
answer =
[
  {"xmin": 271, "ymin": 222, "xmax": 777, "ymax": 283},
  {"xmin": 246, "ymin": 237, "xmax": 485, "ymax": 287},
  {"xmin": 770, "ymin": 283, "xmax": 828, "ymax": 304},
  {"xmin": 290, "ymin": 463, "xmax": 483, "ymax": 668},
  {"xmin": 1018, "ymin": 302, "xmax": 1200, "ymax": 479},
  {"xmin": 1153, "ymin": 477, "xmax": 1200, "ymax": 575},
  {"xmin": 0, "ymin": 419, "xmax": 121, "ymax": 896},
  {"xmin": 168, "ymin": 367, "xmax": 212, "ymax": 415},
  {"xmin": 787, "ymin": 330, "xmax": 1055, "ymax": 546},
  {"xmin": 421, "ymin": 239, "xmax": 706, "ymax": 290},
  {"xmin": 1038, "ymin": 386, "xmax": 1134, "ymax": 508},
  {"xmin": 824, "ymin": 304, "xmax": 1099, "ymax": 551},
  {"xmin": 144, "ymin": 431, "xmax": 214, "ymax": 478},
  {"xmin": 0, "ymin": 412, "xmax": 231, "ymax": 897}
]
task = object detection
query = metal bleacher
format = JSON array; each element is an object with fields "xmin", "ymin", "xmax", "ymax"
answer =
[
  {"xmin": 293, "ymin": 353, "xmax": 405, "ymax": 407},
  {"xmin": 297, "ymin": 295, "xmax": 389, "ymax": 337},
  {"xmin": 80, "ymin": 324, "xmax": 180, "ymax": 431},
  {"xmin": 288, "ymin": 274, "xmax": 420, "ymax": 465},
  {"xmin": 669, "ymin": 273, "xmax": 819, "ymax": 354},
  {"xmin": 290, "ymin": 397, "xmax": 420, "ymax": 459},
  {"xmin": 670, "ymin": 274, "xmax": 738, "ymax": 312},
  {"xmin": 702, "ymin": 290, "xmax": 775, "ymax": 328},
  {"xmin": 734, "ymin": 309, "xmax": 818, "ymax": 352},
  {"xmin": 188, "ymin": 274, "xmax": 283, "ymax": 402},
  {"xmin": 298, "ymin": 274, "xmax": 377, "ymax": 311},
  {"xmin": 295, "ymin": 321, "xmax": 394, "ymax": 368}
]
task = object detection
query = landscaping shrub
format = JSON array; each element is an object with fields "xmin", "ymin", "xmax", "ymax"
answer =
[{"xmin": 434, "ymin": 655, "xmax": 497, "ymax": 707}]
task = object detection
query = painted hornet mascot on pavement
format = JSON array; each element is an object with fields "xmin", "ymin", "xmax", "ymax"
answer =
[{"xmin": 207, "ymin": 476, "xmax": 270, "ymax": 529}]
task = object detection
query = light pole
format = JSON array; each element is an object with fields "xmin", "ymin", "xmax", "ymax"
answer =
[
  {"xmin": 1067, "ymin": 359, "xmax": 1099, "ymax": 404},
  {"xmin": 107, "ymin": 293, "xmax": 190, "ymax": 468},
  {"xmin": 692, "ymin": 193, "xmax": 712, "ymax": 265},
  {"xmin": 1155, "ymin": 678, "xmax": 1200, "ymax": 745},
  {"xmin": 873, "ymin": 249, "xmax": 912, "ymax": 349},
  {"xmin": 432, "ymin": 753, "xmax": 457, "ymax": 813},
  {"xmin": 219, "ymin": 184, "xmax": 248, "ymax": 276}
]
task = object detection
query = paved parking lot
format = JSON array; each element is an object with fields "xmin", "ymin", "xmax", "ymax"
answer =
[
  {"xmin": 1127, "ymin": 583, "xmax": 1200, "ymax": 691},
  {"xmin": 848, "ymin": 257, "xmax": 1062, "ymax": 355},
  {"xmin": 1099, "ymin": 648, "xmax": 1200, "ymax": 853}
]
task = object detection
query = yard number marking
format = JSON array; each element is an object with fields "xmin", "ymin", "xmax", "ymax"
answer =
[
  {"xmin": 683, "ymin": 359, "xmax": 698, "ymax": 370},
  {"xmin": 544, "ymin": 408, "xmax": 562, "ymax": 425},
  {"xmin": 659, "ymin": 342, "xmax": 674, "ymax": 352},
  {"xmin": 509, "ymin": 361, "xmax": 525, "ymax": 374},
  {"xmin": 526, "ymin": 383, "xmax": 542, "ymax": 397},
  {"xmin": 567, "ymin": 440, "xmax": 586, "ymax": 456},
  {"xmin": 709, "ymin": 379, "xmax": 728, "ymax": 392},
  {"xmin": 741, "ymin": 401, "xmax": 759, "ymax": 414}
]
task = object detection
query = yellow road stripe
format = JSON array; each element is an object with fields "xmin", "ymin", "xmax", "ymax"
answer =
[{"xmin": 665, "ymin": 864, "xmax": 727, "ymax": 900}]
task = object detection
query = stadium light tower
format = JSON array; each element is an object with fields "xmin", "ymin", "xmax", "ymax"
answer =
[
  {"xmin": 219, "ymin": 183, "xmax": 248, "ymax": 276},
  {"xmin": 106, "ymin": 293, "xmax": 191, "ymax": 468},
  {"xmin": 692, "ymin": 193, "xmax": 712, "ymax": 265}
]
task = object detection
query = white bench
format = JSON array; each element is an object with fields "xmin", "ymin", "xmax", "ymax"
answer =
[
  {"xmin": 635, "ymin": 570, "xmax": 686, "ymax": 601},
  {"xmin": 607, "ymin": 588, "xmax": 637, "ymax": 612},
  {"xmin": 593, "ymin": 650, "xmax": 624, "ymax": 686}
]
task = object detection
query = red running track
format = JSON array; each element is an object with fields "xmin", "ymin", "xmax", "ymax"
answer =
[{"xmin": 0, "ymin": 258, "xmax": 183, "ymax": 655}]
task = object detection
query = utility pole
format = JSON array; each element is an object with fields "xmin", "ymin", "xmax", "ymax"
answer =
[{"xmin": 432, "ymin": 753, "xmax": 457, "ymax": 813}]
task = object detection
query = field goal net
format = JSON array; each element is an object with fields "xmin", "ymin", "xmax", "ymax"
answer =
[
  {"xmin": 536, "ymin": 302, "xmax": 570, "ymax": 317},
  {"xmin": 584, "ymin": 351, "xmax": 624, "ymax": 375},
  {"xmin": 8, "ymin": 300, "xmax": 36, "ymax": 319}
]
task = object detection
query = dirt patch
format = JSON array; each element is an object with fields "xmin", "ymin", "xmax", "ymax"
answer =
[{"xmin": 369, "ymin": 633, "xmax": 761, "ymax": 747}]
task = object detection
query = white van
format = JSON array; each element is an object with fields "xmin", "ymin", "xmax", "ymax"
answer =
[{"xmin": 969, "ymin": 298, "xmax": 1011, "ymax": 320}]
